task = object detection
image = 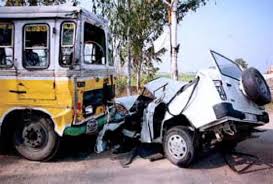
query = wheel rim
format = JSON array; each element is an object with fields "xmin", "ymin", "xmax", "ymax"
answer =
[
  {"xmin": 21, "ymin": 121, "xmax": 48, "ymax": 150},
  {"xmin": 167, "ymin": 134, "xmax": 188, "ymax": 160}
]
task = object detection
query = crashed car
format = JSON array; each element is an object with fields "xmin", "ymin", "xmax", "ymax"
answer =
[{"xmin": 112, "ymin": 50, "xmax": 271, "ymax": 167}]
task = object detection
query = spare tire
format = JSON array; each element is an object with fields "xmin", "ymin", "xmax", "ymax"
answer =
[{"xmin": 241, "ymin": 67, "xmax": 271, "ymax": 106}]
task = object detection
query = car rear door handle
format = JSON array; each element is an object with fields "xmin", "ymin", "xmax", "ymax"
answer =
[{"xmin": 9, "ymin": 90, "xmax": 27, "ymax": 94}]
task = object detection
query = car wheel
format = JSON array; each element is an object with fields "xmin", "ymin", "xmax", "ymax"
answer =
[
  {"xmin": 163, "ymin": 126, "xmax": 196, "ymax": 167},
  {"xmin": 241, "ymin": 67, "xmax": 271, "ymax": 106},
  {"xmin": 13, "ymin": 115, "xmax": 60, "ymax": 161}
]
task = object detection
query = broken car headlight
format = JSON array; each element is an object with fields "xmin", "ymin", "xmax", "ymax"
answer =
[{"xmin": 213, "ymin": 80, "xmax": 227, "ymax": 100}]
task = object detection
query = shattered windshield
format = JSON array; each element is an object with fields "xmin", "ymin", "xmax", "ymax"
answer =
[{"xmin": 211, "ymin": 51, "xmax": 242, "ymax": 80}]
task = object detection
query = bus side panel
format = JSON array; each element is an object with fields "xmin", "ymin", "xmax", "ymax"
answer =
[
  {"xmin": 0, "ymin": 78, "xmax": 75, "ymax": 136},
  {"xmin": 75, "ymin": 77, "xmax": 107, "ymax": 123}
]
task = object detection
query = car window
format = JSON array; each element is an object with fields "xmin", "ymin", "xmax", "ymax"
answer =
[
  {"xmin": 83, "ymin": 22, "xmax": 106, "ymax": 65},
  {"xmin": 23, "ymin": 24, "xmax": 49, "ymax": 69},
  {"xmin": 211, "ymin": 51, "xmax": 242, "ymax": 80},
  {"xmin": 0, "ymin": 23, "xmax": 13, "ymax": 68},
  {"xmin": 60, "ymin": 22, "xmax": 76, "ymax": 67}
]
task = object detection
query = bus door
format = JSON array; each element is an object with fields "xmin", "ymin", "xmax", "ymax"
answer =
[{"xmin": 16, "ymin": 22, "xmax": 56, "ymax": 100}]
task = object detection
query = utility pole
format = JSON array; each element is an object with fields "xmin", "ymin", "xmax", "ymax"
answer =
[{"xmin": 163, "ymin": 0, "xmax": 179, "ymax": 80}]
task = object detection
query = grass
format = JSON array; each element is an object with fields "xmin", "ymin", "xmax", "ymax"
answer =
[
  {"xmin": 156, "ymin": 72, "xmax": 196, "ymax": 82},
  {"xmin": 115, "ymin": 72, "xmax": 195, "ymax": 97}
]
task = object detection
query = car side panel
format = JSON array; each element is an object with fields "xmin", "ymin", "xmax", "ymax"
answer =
[{"xmin": 165, "ymin": 73, "xmax": 221, "ymax": 129}]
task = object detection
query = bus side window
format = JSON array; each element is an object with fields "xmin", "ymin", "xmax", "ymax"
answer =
[
  {"xmin": 23, "ymin": 24, "xmax": 49, "ymax": 69},
  {"xmin": 0, "ymin": 23, "xmax": 13, "ymax": 68},
  {"xmin": 60, "ymin": 22, "xmax": 76, "ymax": 67},
  {"xmin": 83, "ymin": 22, "xmax": 106, "ymax": 65}
]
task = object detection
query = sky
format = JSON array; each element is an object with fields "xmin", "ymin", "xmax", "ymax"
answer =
[
  {"xmin": 157, "ymin": 0, "xmax": 273, "ymax": 73},
  {"xmin": 1, "ymin": 0, "xmax": 272, "ymax": 73}
]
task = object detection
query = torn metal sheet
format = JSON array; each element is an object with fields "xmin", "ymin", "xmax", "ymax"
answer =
[
  {"xmin": 95, "ymin": 120, "xmax": 125, "ymax": 153},
  {"xmin": 144, "ymin": 77, "xmax": 186, "ymax": 103},
  {"xmin": 140, "ymin": 101, "xmax": 159, "ymax": 143},
  {"xmin": 115, "ymin": 95, "xmax": 139, "ymax": 111}
]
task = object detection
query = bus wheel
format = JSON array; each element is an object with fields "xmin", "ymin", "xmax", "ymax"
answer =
[{"xmin": 13, "ymin": 115, "xmax": 60, "ymax": 161}]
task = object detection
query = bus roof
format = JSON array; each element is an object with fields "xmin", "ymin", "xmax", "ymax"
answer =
[{"xmin": 0, "ymin": 5, "xmax": 108, "ymax": 25}]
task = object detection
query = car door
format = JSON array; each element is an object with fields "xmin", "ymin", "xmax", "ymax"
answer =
[{"xmin": 210, "ymin": 51, "xmax": 261, "ymax": 115}]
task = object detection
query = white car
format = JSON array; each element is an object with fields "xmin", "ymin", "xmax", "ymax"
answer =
[{"xmin": 115, "ymin": 50, "xmax": 271, "ymax": 167}]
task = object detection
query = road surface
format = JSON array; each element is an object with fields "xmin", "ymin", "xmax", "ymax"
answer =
[{"xmin": 0, "ymin": 114, "xmax": 273, "ymax": 184}]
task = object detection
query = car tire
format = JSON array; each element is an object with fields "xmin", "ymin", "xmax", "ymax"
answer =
[
  {"xmin": 163, "ymin": 126, "xmax": 196, "ymax": 168},
  {"xmin": 241, "ymin": 67, "xmax": 271, "ymax": 106},
  {"xmin": 13, "ymin": 115, "xmax": 60, "ymax": 161}
]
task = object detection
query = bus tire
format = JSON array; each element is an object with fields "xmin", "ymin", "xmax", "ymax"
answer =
[{"xmin": 13, "ymin": 115, "xmax": 60, "ymax": 161}]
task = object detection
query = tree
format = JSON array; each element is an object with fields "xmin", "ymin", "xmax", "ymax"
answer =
[
  {"xmin": 128, "ymin": 1, "xmax": 166, "ymax": 90},
  {"xmin": 162, "ymin": 0, "xmax": 208, "ymax": 80},
  {"xmin": 4, "ymin": 0, "xmax": 26, "ymax": 6},
  {"xmin": 92, "ymin": 0, "xmax": 209, "ymax": 89},
  {"xmin": 91, "ymin": 0, "xmax": 166, "ymax": 91},
  {"xmin": 234, "ymin": 58, "xmax": 248, "ymax": 69}
]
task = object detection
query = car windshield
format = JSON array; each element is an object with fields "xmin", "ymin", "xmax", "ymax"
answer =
[{"xmin": 211, "ymin": 51, "xmax": 242, "ymax": 80}]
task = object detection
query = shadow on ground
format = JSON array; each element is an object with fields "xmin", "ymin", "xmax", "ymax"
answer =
[
  {"xmin": 1, "ymin": 129, "xmax": 273, "ymax": 175},
  {"xmin": 191, "ymin": 129, "xmax": 273, "ymax": 174}
]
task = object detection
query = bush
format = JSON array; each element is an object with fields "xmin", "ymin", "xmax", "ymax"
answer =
[
  {"xmin": 115, "ymin": 75, "xmax": 128, "ymax": 91},
  {"xmin": 114, "ymin": 73, "xmax": 195, "ymax": 97},
  {"xmin": 156, "ymin": 73, "xmax": 195, "ymax": 82}
]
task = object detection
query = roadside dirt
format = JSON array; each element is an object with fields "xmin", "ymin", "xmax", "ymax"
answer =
[{"xmin": 0, "ymin": 114, "xmax": 273, "ymax": 184}]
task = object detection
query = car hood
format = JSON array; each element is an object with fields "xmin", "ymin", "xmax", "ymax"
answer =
[
  {"xmin": 144, "ymin": 77, "xmax": 187, "ymax": 103},
  {"xmin": 114, "ymin": 78, "xmax": 188, "ymax": 110},
  {"xmin": 115, "ymin": 95, "xmax": 139, "ymax": 110}
]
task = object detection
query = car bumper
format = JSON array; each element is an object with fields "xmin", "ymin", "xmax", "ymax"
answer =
[{"xmin": 213, "ymin": 102, "xmax": 269, "ymax": 123}]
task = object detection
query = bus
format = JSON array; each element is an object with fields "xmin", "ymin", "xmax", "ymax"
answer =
[{"xmin": 0, "ymin": 5, "xmax": 115, "ymax": 161}]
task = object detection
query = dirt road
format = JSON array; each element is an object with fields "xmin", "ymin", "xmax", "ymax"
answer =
[{"xmin": 0, "ymin": 115, "xmax": 273, "ymax": 184}]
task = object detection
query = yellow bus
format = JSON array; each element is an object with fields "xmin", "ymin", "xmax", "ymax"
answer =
[{"xmin": 0, "ymin": 6, "xmax": 115, "ymax": 161}]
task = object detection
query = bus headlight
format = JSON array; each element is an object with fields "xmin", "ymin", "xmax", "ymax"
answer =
[{"xmin": 85, "ymin": 105, "xmax": 93, "ymax": 115}]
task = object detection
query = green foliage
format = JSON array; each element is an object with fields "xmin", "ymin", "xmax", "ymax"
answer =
[
  {"xmin": 176, "ymin": 0, "xmax": 208, "ymax": 22},
  {"xmin": 234, "ymin": 58, "xmax": 248, "ymax": 69},
  {"xmin": 115, "ymin": 75, "xmax": 128, "ymax": 91},
  {"xmin": 157, "ymin": 72, "xmax": 195, "ymax": 82},
  {"xmin": 91, "ymin": 0, "xmax": 208, "ymax": 88},
  {"xmin": 4, "ymin": 0, "xmax": 26, "ymax": 6},
  {"xmin": 91, "ymin": 0, "xmax": 166, "ymax": 89},
  {"xmin": 179, "ymin": 73, "xmax": 195, "ymax": 82}
]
